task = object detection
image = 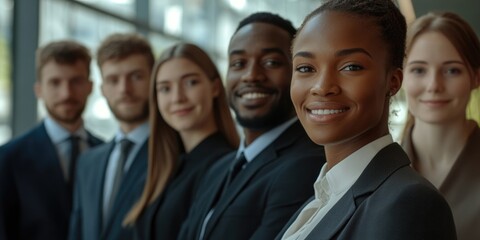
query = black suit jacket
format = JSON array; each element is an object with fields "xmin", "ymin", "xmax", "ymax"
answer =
[
  {"xmin": 179, "ymin": 121, "xmax": 325, "ymax": 240},
  {"xmin": 68, "ymin": 138, "xmax": 148, "ymax": 240},
  {"xmin": 277, "ymin": 143, "xmax": 456, "ymax": 240},
  {"xmin": 0, "ymin": 122, "xmax": 103, "ymax": 240},
  {"xmin": 134, "ymin": 132, "xmax": 234, "ymax": 240}
]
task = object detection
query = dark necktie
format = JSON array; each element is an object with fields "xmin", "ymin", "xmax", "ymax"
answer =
[
  {"xmin": 219, "ymin": 152, "xmax": 247, "ymax": 201},
  {"xmin": 106, "ymin": 138, "xmax": 134, "ymax": 219},
  {"xmin": 67, "ymin": 135, "xmax": 80, "ymax": 197},
  {"xmin": 224, "ymin": 152, "xmax": 247, "ymax": 189}
]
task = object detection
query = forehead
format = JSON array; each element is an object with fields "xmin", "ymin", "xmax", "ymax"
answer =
[
  {"xmin": 408, "ymin": 32, "xmax": 462, "ymax": 61},
  {"xmin": 157, "ymin": 58, "xmax": 205, "ymax": 81},
  {"xmin": 101, "ymin": 54, "xmax": 150, "ymax": 76},
  {"xmin": 293, "ymin": 11, "xmax": 385, "ymax": 56},
  {"xmin": 40, "ymin": 60, "xmax": 88, "ymax": 80},
  {"xmin": 228, "ymin": 22, "xmax": 291, "ymax": 56}
]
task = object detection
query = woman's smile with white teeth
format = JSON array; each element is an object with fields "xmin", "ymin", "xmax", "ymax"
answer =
[{"xmin": 310, "ymin": 108, "xmax": 347, "ymax": 115}]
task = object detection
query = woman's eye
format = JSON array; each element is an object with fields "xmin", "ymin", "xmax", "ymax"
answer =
[
  {"xmin": 341, "ymin": 64, "xmax": 364, "ymax": 71},
  {"xmin": 444, "ymin": 67, "xmax": 461, "ymax": 76},
  {"xmin": 157, "ymin": 86, "xmax": 170, "ymax": 93},
  {"xmin": 186, "ymin": 79, "xmax": 199, "ymax": 86},
  {"xmin": 409, "ymin": 67, "xmax": 425, "ymax": 75},
  {"xmin": 296, "ymin": 65, "xmax": 315, "ymax": 73}
]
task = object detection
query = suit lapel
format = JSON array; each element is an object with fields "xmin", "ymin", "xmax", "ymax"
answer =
[
  {"xmin": 32, "ymin": 123, "xmax": 71, "ymax": 214},
  {"xmin": 204, "ymin": 122, "xmax": 303, "ymax": 238},
  {"xmin": 204, "ymin": 152, "xmax": 235, "ymax": 210},
  {"xmin": 306, "ymin": 143, "xmax": 410, "ymax": 239},
  {"xmin": 305, "ymin": 192, "xmax": 356, "ymax": 240},
  {"xmin": 88, "ymin": 142, "xmax": 114, "ymax": 237}
]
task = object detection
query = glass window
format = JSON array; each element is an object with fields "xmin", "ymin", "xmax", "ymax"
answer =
[
  {"xmin": 74, "ymin": 0, "xmax": 136, "ymax": 19},
  {"xmin": 2, "ymin": 0, "xmax": 417, "ymax": 144},
  {"xmin": 0, "ymin": 0, "xmax": 13, "ymax": 145}
]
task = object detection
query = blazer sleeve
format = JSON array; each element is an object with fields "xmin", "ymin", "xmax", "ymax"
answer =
[{"xmin": 249, "ymin": 155, "xmax": 319, "ymax": 240}]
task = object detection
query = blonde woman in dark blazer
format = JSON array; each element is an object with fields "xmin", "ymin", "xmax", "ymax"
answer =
[{"xmin": 124, "ymin": 43, "xmax": 239, "ymax": 240}]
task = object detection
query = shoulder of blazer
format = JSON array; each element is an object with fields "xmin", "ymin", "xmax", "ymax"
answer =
[
  {"xmin": 270, "ymin": 121, "xmax": 309, "ymax": 151},
  {"xmin": 349, "ymin": 143, "xmax": 413, "ymax": 199},
  {"xmin": 0, "ymin": 123, "xmax": 50, "ymax": 154},
  {"xmin": 201, "ymin": 150, "xmax": 236, "ymax": 182},
  {"xmin": 267, "ymin": 121, "xmax": 324, "ymax": 160},
  {"xmin": 86, "ymin": 131, "xmax": 104, "ymax": 147},
  {"xmin": 77, "ymin": 141, "xmax": 115, "ymax": 171},
  {"xmin": 0, "ymin": 123, "xmax": 59, "ymax": 167}
]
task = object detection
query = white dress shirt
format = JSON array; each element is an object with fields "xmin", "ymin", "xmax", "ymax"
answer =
[
  {"xmin": 44, "ymin": 117, "xmax": 89, "ymax": 180},
  {"xmin": 282, "ymin": 135, "xmax": 393, "ymax": 240}
]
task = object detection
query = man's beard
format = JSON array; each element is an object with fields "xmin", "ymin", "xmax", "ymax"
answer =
[
  {"xmin": 46, "ymin": 103, "xmax": 85, "ymax": 125},
  {"xmin": 233, "ymin": 100, "xmax": 294, "ymax": 131},
  {"xmin": 109, "ymin": 102, "xmax": 149, "ymax": 124}
]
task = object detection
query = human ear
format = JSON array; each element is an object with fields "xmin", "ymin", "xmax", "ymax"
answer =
[
  {"xmin": 34, "ymin": 81, "xmax": 42, "ymax": 99},
  {"xmin": 473, "ymin": 69, "xmax": 480, "ymax": 89},
  {"xmin": 211, "ymin": 77, "xmax": 221, "ymax": 97},
  {"xmin": 387, "ymin": 68, "xmax": 403, "ymax": 97},
  {"xmin": 86, "ymin": 79, "xmax": 93, "ymax": 95}
]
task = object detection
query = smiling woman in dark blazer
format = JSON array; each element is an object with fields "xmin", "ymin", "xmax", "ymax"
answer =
[
  {"xmin": 278, "ymin": 0, "xmax": 456, "ymax": 239},
  {"xmin": 123, "ymin": 43, "xmax": 239, "ymax": 240}
]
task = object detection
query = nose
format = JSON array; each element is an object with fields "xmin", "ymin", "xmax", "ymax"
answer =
[
  {"xmin": 59, "ymin": 81, "xmax": 75, "ymax": 99},
  {"xmin": 426, "ymin": 71, "xmax": 444, "ymax": 93},
  {"xmin": 309, "ymin": 70, "xmax": 340, "ymax": 96},
  {"xmin": 119, "ymin": 78, "xmax": 133, "ymax": 94},
  {"xmin": 240, "ymin": 61, "xmax": 266, "ymax": 82},
  {"xmin": 172, "ymin": 84, "xmax": 186, "ymax": 103}
]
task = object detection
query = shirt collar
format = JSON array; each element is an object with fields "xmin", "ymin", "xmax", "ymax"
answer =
[
  {"xmin": 44, "ymin": 116, "xmax": 88, "ymax": 144},
  {"xmin": 114, "ymin": 121, "xmax": 150, "ymax": 145},
  {"xmin": 237, "ymin": 117, "xmax": 297, "ymax": 162},
  {"xmin": 315, "ymin": 134, "xmax": 393, "ymax": 198}
]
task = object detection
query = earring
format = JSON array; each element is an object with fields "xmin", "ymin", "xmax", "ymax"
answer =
[{"xmin": 386, "ymin": 90, "xmax": 395, "ymax": 97}]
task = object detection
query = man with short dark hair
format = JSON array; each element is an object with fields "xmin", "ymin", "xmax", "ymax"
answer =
[
  {"xmin": 178, "ymin": 12, "xmax": 326, "ymax": 240},
  {"xmin": 0, "ymin": 40, "xmax": 103, "ymax": 240}
]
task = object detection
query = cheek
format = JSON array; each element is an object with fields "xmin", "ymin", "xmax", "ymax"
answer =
[
  {"xmin": 78, "ymin": 88, "xmax": 91, "ymax": 99},
  {"xmin": 137, "ymin": 81, "xmax": 151, "ymax": 95},
  {"xmin": 157, "ymin": 95, "xmax": 168, "ymax": 115},
  {"xmin": 449, "ymin": 79, "xmax": 472, "ymax": 99},
  {"xmin": 403, "ymin": 78, "xmax": 422, "ymax": 100},
  {"xmin": 274, "ymin": 74, "xmax": 292, "ymax": 91},
  {"xmin": 225, "ymin": 80, "xmax": 235, "ymax": 96},
  {"xmin": 198, "ymin": 90, "xmax": 215, "ymax": 111},
  {"xmin": 290, "ymin": 79, "xmax": 307, "ymax": 108}
]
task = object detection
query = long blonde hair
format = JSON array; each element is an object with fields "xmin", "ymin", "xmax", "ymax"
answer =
[
  {"xmin": 124, "ymin": 43, "xmax": 239, "ymax": 225},
  {"xmin": 401, "ymin": 12, "xmax": 480, "ymax": 140}
]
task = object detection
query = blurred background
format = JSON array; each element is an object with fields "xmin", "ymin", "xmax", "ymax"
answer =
[{"xmin": 1, "ymin": 0, "xmax": 479, "ymax": 144}]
